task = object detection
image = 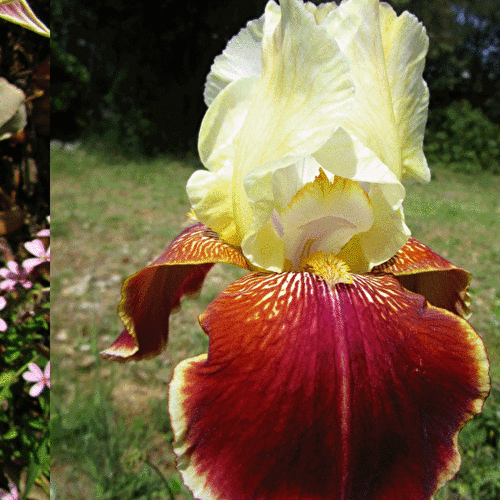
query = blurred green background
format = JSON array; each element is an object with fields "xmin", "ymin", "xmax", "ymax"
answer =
[{"xmin": 52, "ymin": 0, "xmax": 500, "ymax": 170}]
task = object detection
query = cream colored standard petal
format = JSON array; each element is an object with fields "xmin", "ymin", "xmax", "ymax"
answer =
[
  {"xmin": 186, "ymin": 167, "xmax": 239, "ymax": 246},
  {"xmin": 231, "ymin": 0, "xmax": 354, "ymax": 237},
  {"xmin": 245, "ymin": 155, "xmax": 328, "ymax": 211},
  {"xmin": 333, "ymin": 0, "xmax": 400, "ymax": 178},
  {"xmin": 241, "ymin": 156, "xmax": 326, "ymax": 271},
  {"xmin": 241, "ymin": 220, "xmax": 285, "ymax": 272},
  {"xmin": 304, "ymin": 1, "xmax": 338, "ymax": 24},
  {"xmin": 198, "ymin": 76, "xmax": 257, "ymax": 173},
  {"xmin": 314, "ymin": 126, "xmax": 404, "ymax": 210},
  {"xmin": 323, "ymin": 0, "xmax": 429, "ymax": 183},
  {"xmin": 280, "ymin": 170, "xmax": 373, "ymax": 269},
  {"xmin": 321, "ymin": 0, "xmax": 361, "ymax": 51},
  {"xmin": 379, "ymin": 3, "xmax": 430, "ymax": 183},
  {"xmin": 357, "ymin": 185, "xmax": 411, "ymax": 270},
  {"xmin": 243, "ymin": 168, "xmax": 374, "ymax": 272},
  {"xmin": 204, "ymin": 15, "xmax": 264, "ymax": 107}
]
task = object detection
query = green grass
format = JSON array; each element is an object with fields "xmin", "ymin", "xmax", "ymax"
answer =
[{"xmin": 51, "ymin": 147, "xmax": 500, "ymax": 499}]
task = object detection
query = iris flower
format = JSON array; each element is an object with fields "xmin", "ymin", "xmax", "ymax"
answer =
[{"xmin": 103, "ymin": 0, "xmax": 490, "ymax": 499}]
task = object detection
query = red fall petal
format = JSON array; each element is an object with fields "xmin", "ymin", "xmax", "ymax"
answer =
[
  {"xmin": 102, "ymin": 223, "xmax": 249, "ymax": 360},
  {"xmin": 169, "ymin": 271, "xmax": 489, "ymax": 500},
  {"xmin": 373, "ymin": 237, "xmax": 471, "ymax": 317}
]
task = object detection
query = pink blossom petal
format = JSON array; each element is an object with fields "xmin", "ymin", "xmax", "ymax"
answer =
[
  {"xmin": 0, "ymin": 479, "xmax": 19, "ymax": 500},
  {"xmin": 28, "ymin": 382, "xmax": 44, "ymax": 397},
  {"xmin": 8, "ymin": 261, "xmax": 19, "ymax": 273},
  {"xmin": 22, "ymin": 257, "xmax": 43, "ymax": 273},
  {"xmin": 0, "ymin": 318, "xmax": 7, "ymax": 331},
  {"xmin": 0, "ymin": 280, "xmax": 16, "ymax": 292},
  {"xmin": 24, "ymin": 239, "xmax": 45, "ymax": 257},
  {"xmin": 23, "ymin": 363, "xmax": 43, "ymax": 382}
]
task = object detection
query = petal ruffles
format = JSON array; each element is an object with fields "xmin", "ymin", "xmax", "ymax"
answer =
[
  {"xmin": 101, "ymin": 224, "xmax": 249, "ymax": 360},
  {"xmin": 169, "ymin": 270, "xmax": 489, "ymax": 500},
  {"xmin": 374, "ymin": 237, "xmax": 471, "ymax": 318}
]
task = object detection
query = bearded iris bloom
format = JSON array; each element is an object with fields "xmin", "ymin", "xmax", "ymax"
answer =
[{"xmin": 103, "ymin": 0, "xmax": 490, "ymax": 499}]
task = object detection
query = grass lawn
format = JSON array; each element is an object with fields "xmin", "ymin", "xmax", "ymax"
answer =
[{"xmin": 51, "ymin": 146, "xmax": 500, "ymax": 500}]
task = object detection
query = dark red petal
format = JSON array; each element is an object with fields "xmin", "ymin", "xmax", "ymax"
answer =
[
  {"xmin": 373, "ymin": 237, "xmax": 471, "ymax": 317},
  {"xmin": 102, "ymin": 223, "xmax": 249, "ymax": 360},
  {"xmin": 169, "ymin": 271, "xmax": 489, "ymax": 500}
]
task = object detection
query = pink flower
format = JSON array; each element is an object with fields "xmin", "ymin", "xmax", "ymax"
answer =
[
  {"xmin": 0, "ymin": 479, "xmax": 19, "ymax": 500},
  {"xmin": 0, "ymin": 261, "xmax": 33, "ymax": 292},
  {"xmin": 0, "ymin": 296, "xmax": 7, "ymax": 332},
  {"xmin": 22, "ymin": 239, "xmax": 50, "ymax": 274},
  {"xmin": 22, "ymin": 362, "xmax": 50, "ymax": 397}
]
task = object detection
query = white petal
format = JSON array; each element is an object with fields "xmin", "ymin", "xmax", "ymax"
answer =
[
  {"xmin": 279, "ymin": 171, "xmax": 374, "ymax": 268},
  {"xmin": 243, "ymin": 168, "xmax": 374, "ymax": 272},
  {"xmin": 204, "ymin": 15, "xmax": 265, "ymax": 107},
  {"xmin": 314, "ymin": 127, "xmax": 405, "ymax": 209},
  {"xmin": 241, "ymin": 155, "xmax": 324, "ymax": 270},
  {"xmin": 186, "ymin": 167, "xmax": 239, "ymax": 245},
  {"xmin": 241, "ymin": 220, "xmax": 285, "ymax": 272},
  {"xmin": 230, "ymin": 0, "xmax": 354, "ymax": 235},
  {"xmin": 379, "ymin": 3, "xmax": 430, "ymax": 183},
  {"xmin": 357, "ymin": 185, "xmax": 411, "ymax": 269},
  {"xmin": 198, "ymin": 76, "xmax": 257, "ymax": 173},
  {"xmin": 323, "ymin": 0, "xmax": 429, "ymax": 183}
]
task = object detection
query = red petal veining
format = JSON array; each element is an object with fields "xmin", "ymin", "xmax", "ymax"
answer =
[
  {"xmin": 169, "ymin": 271, "xmax": 489, "ymax": 500},
  {"xmin": 102, "ymin": 223, "xmax": 249, "ymax": 360},
  {"xmin": 373, "ymin": 237, "xmax": 471, "ymax": 317}
]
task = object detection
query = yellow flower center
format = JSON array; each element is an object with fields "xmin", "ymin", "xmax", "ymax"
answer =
[{"xmin": 298, "ymin": 251, "xmax": 353, "ymax": 286}]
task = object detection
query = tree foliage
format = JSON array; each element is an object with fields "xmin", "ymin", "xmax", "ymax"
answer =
[{"xmin": 52, "ymin": 0, "xmax": 500, "ymax": 157}]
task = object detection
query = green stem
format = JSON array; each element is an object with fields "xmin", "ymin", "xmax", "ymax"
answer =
[{"xmin": 145, "ymin": 460, "xmax": 175, "ymax": 500}]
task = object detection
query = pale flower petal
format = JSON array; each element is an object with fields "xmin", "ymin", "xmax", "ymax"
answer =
[
  {"xmin": 279, "ymin": 171, "xmax": 373, "ymax": 269},
  {"xmin": 204, "ymin": 15, "xmax": 265, "ymax": 106},
  {"xmin": 198, "ymin": 76, "xmax": 256, "ymax": 173},
  {"xmin": 23, "ymin": 362, "xmax": 43, "ymax": 381},
  {"xmin": 199, "ymin": 0, "xmax": 354, "ymax": 244},
  {"xmin": 379, "ymin": 3, "xmax": 430, "ymax": 183},
  {"xmin": 186, "ymin": 166, "xmax": 239, "ymax": 246},
  {"xmin": 241, "ymin": 156, "xmax": 328, "ymax": 271},
  {"xmin": 24, "ymin": 238, "xmax": 45, "ymax": 257},
  {"xmin": 242, "ymin": 167, "xmax": 374, "ymax": 271},
  {"xmin": 322, "ymin": 0, "xmax": 429, "ymax": 182},
  {"xmin": 44, "ymin": 362, "xmax": 50, "ymax": 387},
  {"xmin": 28, "ymin": 382, "xmax": 44, "ymax": 397},
  {"xmin": 352, "ymin": 185, "xmax": 411, "ymax": 270}
]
